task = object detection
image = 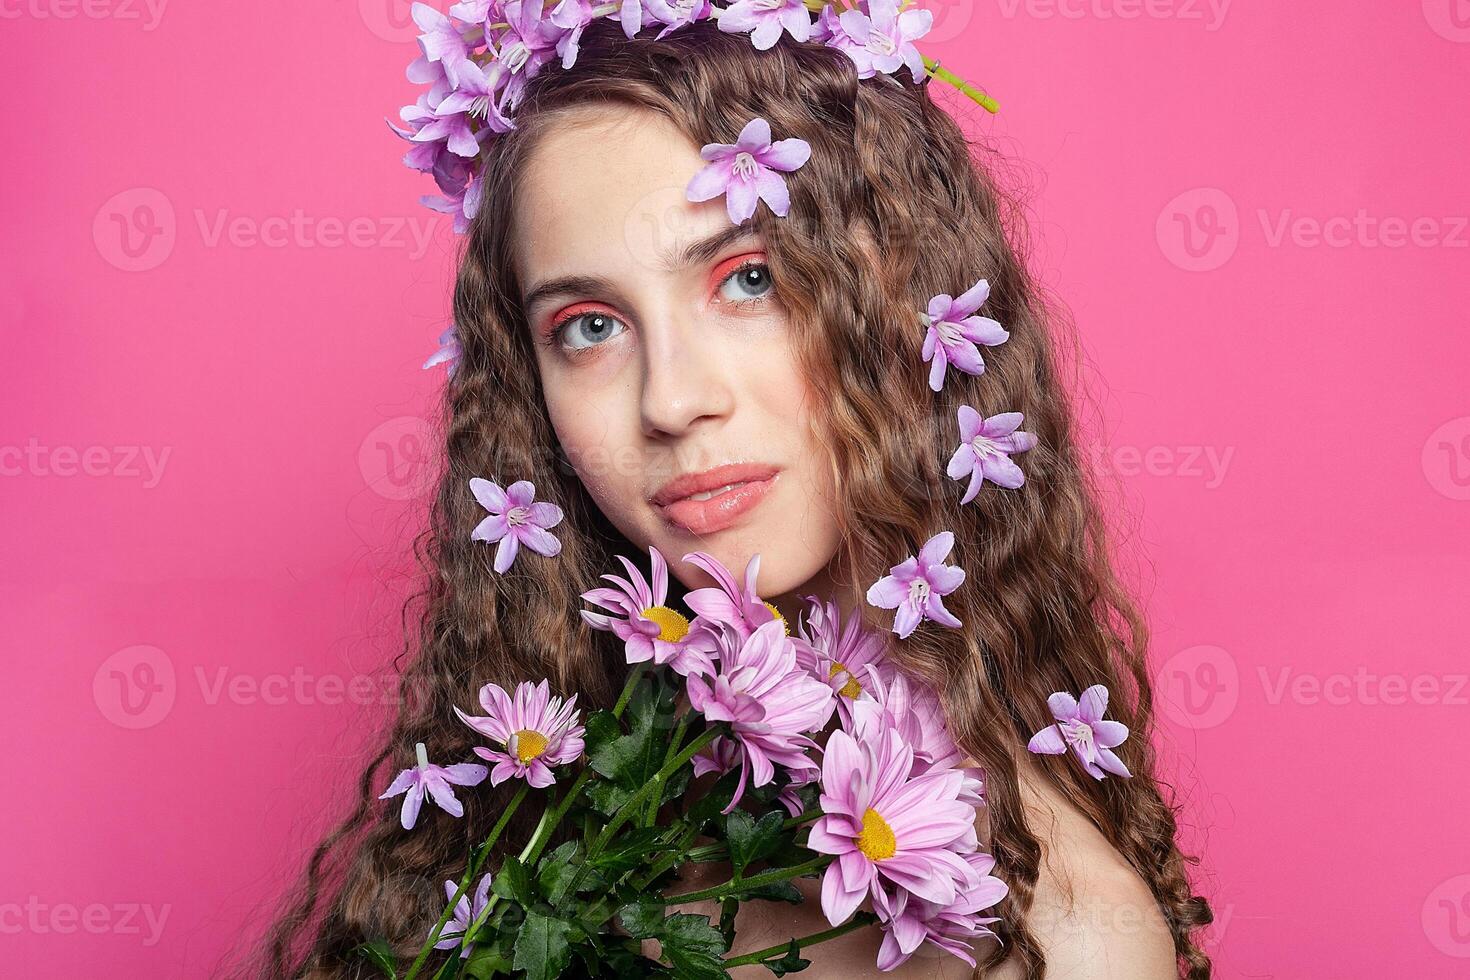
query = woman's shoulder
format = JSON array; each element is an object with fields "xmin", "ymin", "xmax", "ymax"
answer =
[{"xmin": 984, "ymin": 761, "xmax": 1178, "ymax": 979}]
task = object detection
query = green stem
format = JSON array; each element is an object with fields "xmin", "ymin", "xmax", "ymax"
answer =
[
  {"xmin": 402, "ymin": 782, "xmax": 529, "ymax": 980},
  {"xmin": 718, "ymin": 896, "xmax": 739, "ymax": 947},
  {"xmin": 921, "ymin": 55, "xmax": 1001, "ymax": 113},
  {"xmin": 645, "ymin": 711, "xmax": 690, "ymax": 826},
  {"xmin": 722, "ymin": 913, "xmax": 878, "ymax": 968},
  {"xmin": 587, "ymin": 727, "xmax": 721, "ymax": 860},
  {"xmin": 631, "ymin": 823, "xmax": 702, "ymax": 892},
  {"xmin": 661, "ymin": 855, "xmax": 830, "ymax": 905},
  {"xmin": 458, "ymin": 795, "xmax": 556, "ymax": 951},
  {"xmin": 613, "ymin": 662, "xmax": 646, "ymax": 717}
]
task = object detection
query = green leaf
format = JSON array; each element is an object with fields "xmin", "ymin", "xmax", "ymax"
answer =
[
  {"xmin": 582, "ymin": 710, "xmax": 621, "ymax": 760},
  {"xmin": 584, "ymin": 779, "xmax": 637, "ymax": 817},
  {"xmin": 618, "ymin": 901, "xmax": 730, "ymax": 979},
  {"xmin": 511, "ymin": 911, "xmax": 574, "ymax": 980},
  {"xmin": 686, "ymin": 770, "xmax": 743, "ymax": 832},
  {"xmin": 741, "ymin": 880, "xmax": 803, "ymax": 904},
  {"xmin": 350, "ymin": 938, "xmax": 398, "ymax": 978},
  {"xmin": 538, "ymin": 840, "xmax": 608, "ymax": 906},
  {"xmin": 725, "ymin": 810, "xmax": 786, "ymax": 876},
  {"xmin": 658, "ymin": 913, "xmax": 731, "ymax": 979},
  {"xmin": 431, "ymin": 952, "xmax": 462, "ymax": 980},
  {"xmin": 589, "ymin": 673, "xmax": 678, "ymax": 789},
  {"xmin": 490, "ymin": 855, "xmax": 535, "ymax": 907},
  {"xmin": 616, "ymin": 897, "xmax": 666, "ymax": 940},
  {"xmin": 462, "ymin": 943, "xmax": 514, "ymax": 979},
  {"xmin": 762, "ymin": 938, "xmax": 811, "ymax": 976},
  {"xmin": 587, "ymin": 826, "xmax": 672, "ymax": 877},
  {"xmin": 654, "ymin": 762, "xmax": 693, "ymax": 809}
]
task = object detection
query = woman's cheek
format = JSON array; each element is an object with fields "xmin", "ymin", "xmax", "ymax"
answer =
[{"xmin": 550, "ymin": 396, "xmax": 637, "ymax": 507}]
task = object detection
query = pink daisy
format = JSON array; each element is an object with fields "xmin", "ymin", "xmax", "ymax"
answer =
[
  {"xmin": 794, "ymin": 595, "xmax": 894, "ymax": 728},
  {"xmin": 874, "ymin": 850, "xmax": 1008, "ymax": 971},
  {"xmin": 686, "ymin": 618, "xmax": 835, "ymax": 812},
  {"xmin": 808, "ymin": 725, "xmax": 982, "ymax": 927},
  {"xmin": 682, "ymin": 550, "xmax": 787, "ymax": 640},
  {"xmin": 579, "ymin": 546, "xmax": 714, "ymax": 677},
  {"xmin": 454, "ymin": 679, "xmax": 585, "ymax": 788}
]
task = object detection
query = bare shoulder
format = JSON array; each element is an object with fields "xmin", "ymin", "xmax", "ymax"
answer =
[{"xmin": 983, "ymin": 763, "xmax": 1178, "ymax": 980}]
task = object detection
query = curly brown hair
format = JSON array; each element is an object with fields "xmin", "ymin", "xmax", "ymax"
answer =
[{"xmin": 229, "ymin": 17, "xmax": 1212, "ymax": 980}]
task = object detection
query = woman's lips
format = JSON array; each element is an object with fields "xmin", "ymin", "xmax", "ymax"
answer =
[{"xmin": 655, "ymin": 473, "xmax": 780, "ymax": 535}]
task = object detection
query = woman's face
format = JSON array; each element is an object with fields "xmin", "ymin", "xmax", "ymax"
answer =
[{"xmin": 512, "ymin": 105, "xmax": 844, "ymax": 609}]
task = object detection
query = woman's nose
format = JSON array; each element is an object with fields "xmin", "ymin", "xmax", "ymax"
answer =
[{"xmin": 638, "ymin": 313, "xmax": 734, "ymax": 439}]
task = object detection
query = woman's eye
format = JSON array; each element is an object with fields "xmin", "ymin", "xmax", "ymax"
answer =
[
  {"xmin": 554, "ymin": 311, "xmax": 626, "ymax": 351},
  {"xmin": 717, "ymin": 263, "xmax": 774, "ymax": 304}
]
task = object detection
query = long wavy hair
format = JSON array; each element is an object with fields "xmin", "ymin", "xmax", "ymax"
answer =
[{"xmin": 235, "ymin": 17, "xmax": 1212, "ymax": 979}]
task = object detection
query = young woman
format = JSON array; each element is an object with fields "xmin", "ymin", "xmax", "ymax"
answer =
[{"xmin": 247, "ymin": 16, "xmax": 1212, "ymax": 979}]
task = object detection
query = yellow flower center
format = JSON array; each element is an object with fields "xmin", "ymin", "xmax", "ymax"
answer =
[
  {"xmin": 642, "ymin": 605, "xmax": 690, "ymax": 643},
  {"xmin": 763, "ymin": 602, "xmax": 789, "ymax": 634},
  {"xmin": 512, "ymin": 729, "xmax": 548, "ymax": 763},
  {"xmin": 828, "ymin": 662, "xmax": 863, "ymax": 700},
  {"xmin": 856, "ymin": 807, "xmax": 897, "ymax": 861}
]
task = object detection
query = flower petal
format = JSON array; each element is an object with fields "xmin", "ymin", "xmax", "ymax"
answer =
[{"xmin": 1027, "ymin": 724, "xmax": 1067, "ymax": 755}]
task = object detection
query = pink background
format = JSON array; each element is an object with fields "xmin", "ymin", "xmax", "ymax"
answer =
[{"xmin": 4, "ymin": 1, "xmax": 1468, "ymax": 977}]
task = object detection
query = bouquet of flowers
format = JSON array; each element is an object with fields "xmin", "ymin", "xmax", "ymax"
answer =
[{"xmin": 360, "ymin": 544, "xmax": 1009, "ymax": 979}]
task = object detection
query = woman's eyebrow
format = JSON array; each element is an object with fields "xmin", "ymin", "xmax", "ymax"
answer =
[{"xmin": 521, "ymin": 225, "xmax": 759, "ymax": 310}]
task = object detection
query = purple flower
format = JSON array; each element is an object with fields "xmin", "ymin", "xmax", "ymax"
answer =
[
  {"xmin": 456, "ymin": 679, "xmax": 587, "ymax": 787},
  {"xmin": 716, "ymin": 0, "xmax": 813, "ymax": 50},
  {"xmin": 433, "ymin": 873, "xmax": 493, "ymax": 957},
  {"xmin": 548, "ymin": 0, "xmax": 601, "ymax": 68},
  {"xmin": 614, "ymin": 0, "xmax": 653, "ymax": 38},
  {"xmin": 580, "ymin": 546, "xmax": 716, "ymax": 677},
  {"xmin": 865, "ymin": 531, "xmax": 966, "ymax": 639},
  {"xmin": 492, "ymin": 0, "xmax": 567, "ymax": 109},
  {"xmin": 410, "ymin": 2, "xmax": 473, "ymax": 86},
  {"xmin": 686, "ymin": 117, "xmax": 812, "ymax": 225},
  {"xmin": 685, "ymin": 619, "xmax": 836, "ymax": 812},
  {"xmin": 921, "ymin": 278, "xmax": 1010, "ymax": 392},
  {"xmin": 447, "ymin": 0, "xmax": 495, "ymax": 24},
  {"xmin": 1026, "ymin": 685, "xmax": 1132, "ymax": 780},
  {"xmin": 946, "ymin": 407, "xmax": 1039, "ymax": 503},
  {"xmin": 423, "ymin": 324, "xmax": 463, "ymax": 374},
  {"xmin": 808, "ymin": 724, "xmax": 982, "ymax": 927},
  {"xmin": 379, "ymin": 742, "xmax": 488, "ymax": 830},
  {"xmin": 419, "ymin": 59, "xmax": 515, "ymax": 157},
  {"xmin": 389, "ymin": 71, "xmax": 457, "ymax": 173},
  {"xmin": 469, "ymin": 478, "xmax": 564, "ymax": 573},
  {"xmin": 833, "ymin": 0, "xmax": 932, "ymax": 84},
  {"xmin": 682, "ymin": 550, "xmax": 785, "ymax": 641},
  {"xmin": 421, "ymin": 159, "xmax": 484, "ymax": 233},
  {"xmin": 645, "ymin": 0, "xmax": 713, "ymax": 39},
  {"xmin": 809, "ymin": 3, "xmax": 844, "ymax": 44}
]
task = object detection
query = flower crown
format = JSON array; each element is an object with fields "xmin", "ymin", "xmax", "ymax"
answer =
[
  {"xmin": 396, "ymin": 5, "xmax": 1110, "ymax": 717},
  {"xmin": 390, "ymin": 0, "xmax": 999, "ymax": 236}
]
